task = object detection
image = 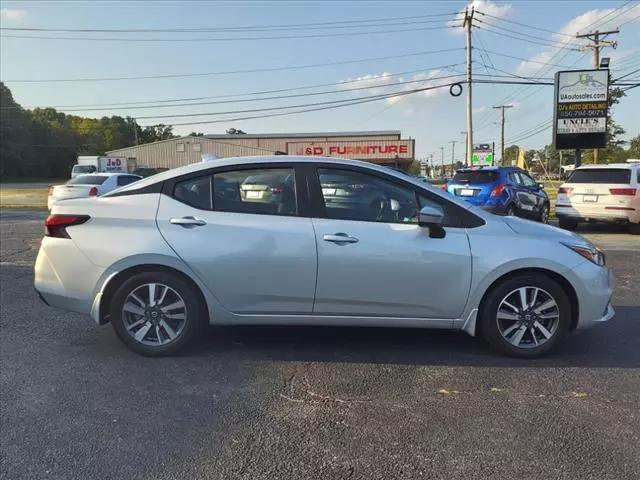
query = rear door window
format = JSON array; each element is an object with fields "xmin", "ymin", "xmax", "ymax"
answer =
[
  {"xmin": 213, "ymin": 168, "xmax": 297, "ymax": 216},
  {"xmin": 174, "ymin": 175, "xmax": 212, "ymax": 209},
  {"xmin": 568, "ymin": 169, "xmax": 631, "ymax": 184},
  {"xmin": 451, "ymin": 171, "xmax": 499, "ymax": 184}
]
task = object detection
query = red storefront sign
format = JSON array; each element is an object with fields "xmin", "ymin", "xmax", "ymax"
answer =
[{"xmin": 287, "ymin": 140, "xmax": 414, "ymax": 160}]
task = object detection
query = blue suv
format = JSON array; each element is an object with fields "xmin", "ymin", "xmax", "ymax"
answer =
[{"xmin": 445, "ymin": 167, "xmax": 550, "ymax": 223}]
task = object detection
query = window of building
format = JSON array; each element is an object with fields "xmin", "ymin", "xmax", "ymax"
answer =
[
  {"xmin": 213, "ymin": 168, "xmax": 296, "ymax": 216},
  {"xmin": 176, "ymin": 143, "xmax": 185, "ymax": 152},
  {"xmin": 192, "ymin": 143, "xmax": 201, "ymax": 152}
]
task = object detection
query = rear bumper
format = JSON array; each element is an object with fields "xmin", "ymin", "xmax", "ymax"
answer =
[
  {"xmin": 556, "ymin": 205, "xmax": 638, "ymax": 223},
  {"xmin": 34, "ymin": 237, "xmax": 104, "ymax": 317}
]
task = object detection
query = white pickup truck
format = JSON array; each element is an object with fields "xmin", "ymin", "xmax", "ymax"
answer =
[{"xmin": 70, "ymin": 156, "xmax": 136, "ymax": 178}]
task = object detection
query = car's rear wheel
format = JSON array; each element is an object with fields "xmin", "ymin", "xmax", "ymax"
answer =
[
  {"xmin": 110, "ymin": 271, "xmax": 205, "ymax": 356},
  {"xmin": 558, "ymin": 217, "xmax": 578, "ymax": 231},
  {"xmin": 479, "ymin": 273, "xmax": 571, "ymax": 357},
  {"xmin": 505, "ymin": 205, "xmax": 516, "ymax": 217}
]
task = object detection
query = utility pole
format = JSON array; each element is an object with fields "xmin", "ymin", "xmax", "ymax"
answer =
[
  {"xmin": 440, "ymin": 146, "xmax": 445, "ymax": 177},
  {"xmin": 450, "ymin": 140, "xmax": 457, "ymax": 176},
  {"xmin": 463, "ymin": 7, "xmax": 475, "ymax": 166},
  {"xmin": 493, "ymin": 105, "xmax": 513, "ymax": 163},
  {"xmin": 576, "ymin": 28, "xmax": 618, "ymax": 164},
  {"xmin": 461, "ymin": 131, "xmax": 468, "ymax": 165}
]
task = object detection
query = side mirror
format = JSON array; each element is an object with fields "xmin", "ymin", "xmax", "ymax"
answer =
[
  {"xmin": 538, "ymin": 183, "xmax": 545, "ymax": 189},
  {"xmin": 418, "ymin": 205, "xmax": 446, "ymax": 238}
]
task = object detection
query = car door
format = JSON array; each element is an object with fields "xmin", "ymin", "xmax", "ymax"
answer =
[
  {"xmin": 309, "ymin": 166, "xmax": 473, "ymax": 319},
  {"xmin": 518, "ymin": 172, "xmax": 546, "ymax": 217},
  {"xmin": 509, "ymin": 172, "xmax": 536, "ymax": 216},
  {"xmin": 156, "ymin": 165, "xmax": 317, "ymax": 314}
]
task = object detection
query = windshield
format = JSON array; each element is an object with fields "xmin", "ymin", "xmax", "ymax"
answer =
[
  {"xmin": 452, "ymin": 171, "xmax": 500, "ymax": 184},
  {"xmin": 567, "ymin": 169, "xmax": 631, "ymax": 184},
  {"xmin": 66, "ymin": 175, "xmax": 109, "ymax": 185}
]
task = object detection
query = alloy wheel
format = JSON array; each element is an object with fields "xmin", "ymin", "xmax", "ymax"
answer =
[
  {"xmin": 496, "ymin": 286, "xmax": 559, "ymax": 349},
  {"xmin": 122, "ymin": 283, "xmax": 187, "ymax": 346}
]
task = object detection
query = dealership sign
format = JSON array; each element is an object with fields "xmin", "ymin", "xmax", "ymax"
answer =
[
  {"xmin": 472, "ymin": 143, "xmax": 494, "ymax": 166},
  {"xmin": 553, "ymin": 69, "xmax": 609, "ymax": 149},
  {"xmin": 287, "ymin": 140, "xmax": 414, "ymax": 160}
]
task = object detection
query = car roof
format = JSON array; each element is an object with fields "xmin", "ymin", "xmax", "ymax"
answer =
[
  {"xmin": 575, "ymin": 163, "xmax": 637, "ymax": 169},
  {"xmin": 456, "ymin": 166, "xmax": 518, "ymax": 172},
  {"xmin": 76, "ymin": 172, "xmax": 140, "ymax": 177}
]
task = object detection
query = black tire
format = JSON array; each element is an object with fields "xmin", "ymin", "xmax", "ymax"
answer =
[
  {"xmin": 505, "ymin": 204, "xmax": 516, "ymax": 217},
  {"xmin": 538, "ymin": 204, "xmax": 550, "ymax": 224},
  {"xmin": 479, "ymin": 273, "xmax": 571, "ymax": 358},
  {"xmin": 110, "ymin": 271, "xmax": 206, "ymax": 356},
  {"xmin": 558, "ymin": 217, "xmax": 578, "ymax": 231},
  {"xmin": 629, "ymin": 223, "xmax": 640, "ymax": 235}
]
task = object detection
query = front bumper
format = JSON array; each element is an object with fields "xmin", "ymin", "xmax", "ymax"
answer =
[{"xmin": 571, "ymin": 262, "xmax": 615, "ymax": 329}]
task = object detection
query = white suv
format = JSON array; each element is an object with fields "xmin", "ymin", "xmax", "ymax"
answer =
[{"xmin": 556, "ymin": 162, "xmax": 640, "ymax": 235}]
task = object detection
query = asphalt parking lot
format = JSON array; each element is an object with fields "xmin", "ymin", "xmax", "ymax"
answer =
[{"xmin": 1, "ymin": 209, "xmax": 639, "ymax": 480}]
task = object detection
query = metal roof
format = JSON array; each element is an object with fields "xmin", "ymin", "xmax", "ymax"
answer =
[{"xmin": 204, "ymin": 130, "xmax": 401, "ymax": 139}]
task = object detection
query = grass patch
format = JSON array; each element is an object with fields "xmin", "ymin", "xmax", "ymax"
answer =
[{"xmin": 0, "ymin": 187, "xmax": 48, "ymax": 209}]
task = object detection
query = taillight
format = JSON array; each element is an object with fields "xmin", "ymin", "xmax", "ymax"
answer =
[
  {"xmin": 269, "ymin": 186, "xmax": 284, "ymax": 194},
  {"xmin": 441, "ymin": 183, "xmax": 447, "ymax": 191},
  {"xmin": 88, "ymin": 186, "xmax": 98, "ymax": 196},
  {"xmin": 490, "ymin": 184, "xmax": 506, "ymax": 197},
  {"xmin": 609, "ymin": 188, "xmax": 636, "ymax": 196},
  {"xmin": 45, "ymin": 215, "xmax": 90, "ymax": 238},
  {"xmin": 558, "ymin": 187, "xmax": 573, "ymax": 194}
]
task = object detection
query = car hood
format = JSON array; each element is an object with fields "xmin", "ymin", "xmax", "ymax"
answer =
[{"xmin": 501, "ymin": 215, "xmax": 591, "ymax": 246}]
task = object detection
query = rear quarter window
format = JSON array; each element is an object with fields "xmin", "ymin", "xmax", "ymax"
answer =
[
  {"xmin": 568, "ymin": 169, "xmax": 631, "ymax": 184},
  {"xmin": 67, "ymin": 175, "xmax": 109, "ymax": 185}
]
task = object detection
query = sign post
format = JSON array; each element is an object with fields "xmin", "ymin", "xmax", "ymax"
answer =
[
  {"xmin": 471, "ymin": 143, "xmax": 494, "ymax": 166},
  {"xmin": 553, "ymin": 69, "xmax": 609, "ymax": 150}
]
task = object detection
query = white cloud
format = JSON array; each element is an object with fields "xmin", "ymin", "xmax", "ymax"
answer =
[
  {"xmin": 515, "ymin": 5, "xmax": 640, "ymax": 75},
  {"xmin": 449, "ymin": 1, "xmax": 512, "ymax": 33},
  {"xmin": 0, "ymin": 8, "xmax": 28, "ymax": 21},
  {"xmin": 338, "ymin": 68, "xmax": 457, "ymax": 112}
]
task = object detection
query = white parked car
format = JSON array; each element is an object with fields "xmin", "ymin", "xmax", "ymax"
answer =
[
  {"xmin": 35, "ymin": 156, "xmax": 614, "ymax": 358},
  {"xmin": 48, "ymin": 173, "xmax": 141, "ymax": 210},
  {"xmin": 556, "ymin": 162, "xmax": 640, "ymax": 234}
]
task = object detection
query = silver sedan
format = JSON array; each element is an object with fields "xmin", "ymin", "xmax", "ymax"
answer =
[{"xmin": 34, "ymin": 156, "xmax": 614, "ymax": 357}]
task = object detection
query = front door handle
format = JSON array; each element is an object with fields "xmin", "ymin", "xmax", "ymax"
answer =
[
  {"xmin": 170, "ymin": 216, "xmax": 207, "ymax": 227},
  {"xmin": 323, "ymin": 233, "xmax": 359, "ymax": 244}
]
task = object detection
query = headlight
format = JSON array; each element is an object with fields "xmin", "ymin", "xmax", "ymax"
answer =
[{"xmin": 562, "ymin": 242, "xmax": 605, "ymax": 266}]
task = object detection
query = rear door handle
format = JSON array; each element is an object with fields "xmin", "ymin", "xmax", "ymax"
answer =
[
  {"xmin": 170, "ymin": 216, "xmax": 207, "ymax": 227},
  {"xmin": 323, "ymin": 233, "xmax": 359, "ymax": 244}
]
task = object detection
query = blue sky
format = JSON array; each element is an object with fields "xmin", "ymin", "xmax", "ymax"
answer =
[{"xmin": 1, "ymin": 0, "xmax": 639, "ymax": 163}]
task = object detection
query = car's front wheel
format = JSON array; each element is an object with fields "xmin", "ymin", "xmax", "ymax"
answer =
[
  {"xmin": 479, "ymin": 273, "xmax": 571, "ymax": 357},
  {"xmin": 110, "ymin": 271, "xmax": 205, "ymax": 356},
  {"xmin": 538, "ymin": 204, "xmax": 550, "ymax": 224}
]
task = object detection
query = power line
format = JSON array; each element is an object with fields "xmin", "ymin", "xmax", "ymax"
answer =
[
  {"xmin": 9, "ymin": 72, "xmax": 468, "ymax": 113},
  {"xmin": 477, "ymin": 50, "xmax": 576, "ymax": 69},
  {"xmin": 0, "ymin": 12, "xmax": 460, "ymax": 33},
  {"xmin": 1, "ymin": 47, "xmax": 464, "ymax": 83},
  {"xmin": 473, "ymin": 23, "xmax": 581, "ymax": 50},
  {"xmin": 147, "ymin": 82, "xmax": 461, "ymax": 127},
  {"xmin": 0, "ymin": 23, "xmax": 461, "ymax": 43},
  {"xmin": 474, "ymin": 18, "xmax": 578, "ymax": 47},
  {"xmin": 475, "ymin": 10, "xmax": 575, "ymax": 38},
  {"xmin": 0, "ymin": 17, "xmax": 463, "ymax": 35},
  {"xmin": 3, "ymin": 65, "xmax": 466, "ymax": 109}
]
